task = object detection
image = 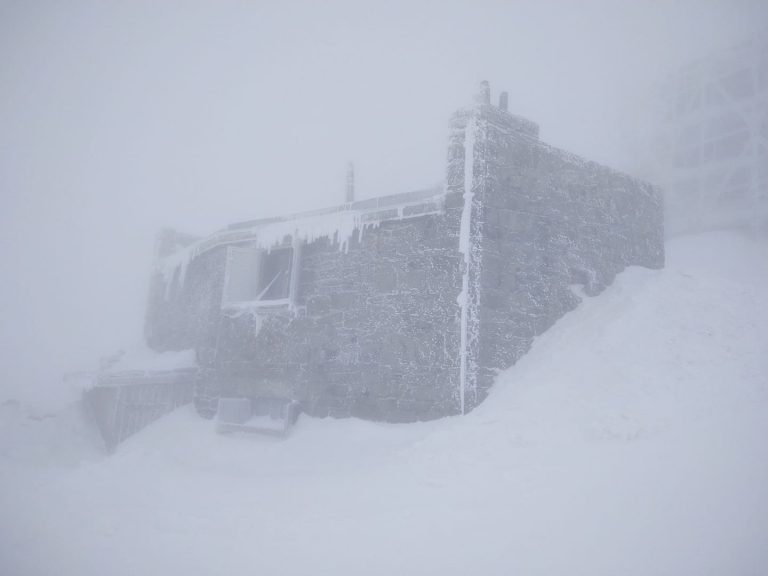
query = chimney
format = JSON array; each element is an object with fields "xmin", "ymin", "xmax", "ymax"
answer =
[
  {"xmin": 474, "ymin": 80, "xmax": 491, "ymax": 105},
  {"xmin": 499, "ymin": 91, "xmax": 508, "ymax": 112},
  {"xmin": 346, "ymin": 162, "xmax": 355, "ymax": 203}
]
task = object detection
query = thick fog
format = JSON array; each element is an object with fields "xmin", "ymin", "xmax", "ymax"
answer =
[
  {"xmin": 0, "ymin": 0, "xmax": 764, "ymax": 402},
  {"xmin": 3, "ymin": 3, "xmax": 768, "ymax": 575}
]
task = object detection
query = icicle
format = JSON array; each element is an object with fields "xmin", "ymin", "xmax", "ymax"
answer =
[
  {"xmin": 154, "ymin": 191, "xmax": 445, "ymax": 299},
  {"xmin": 159, "ymin": 247, "xmax": 193, "ymax": 301}
]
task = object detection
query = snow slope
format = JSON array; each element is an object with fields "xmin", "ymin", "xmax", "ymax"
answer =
[{"xmin": 1, "ymin": 230, "xmax": 767, "ymax": 576}]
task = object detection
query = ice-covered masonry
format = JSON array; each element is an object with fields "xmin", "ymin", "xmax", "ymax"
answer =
[{"xmin": 141, "ymin": 82, "xmax": 664, "ymax": 424}]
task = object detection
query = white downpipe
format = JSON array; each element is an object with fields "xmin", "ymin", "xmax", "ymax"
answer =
[{"xmin": 457, "ymin": 115, "xmax": 476, "ymax": 414}]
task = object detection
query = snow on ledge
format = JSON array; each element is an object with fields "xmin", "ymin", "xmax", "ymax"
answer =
[{"xmin": 102, "ymin": 346, "xmax": 197, "ymax": 374}]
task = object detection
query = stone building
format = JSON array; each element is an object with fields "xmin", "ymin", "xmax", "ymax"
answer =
[{"xmin": 87, "ymin": 83, "xmax": 664, "ymax": 446}]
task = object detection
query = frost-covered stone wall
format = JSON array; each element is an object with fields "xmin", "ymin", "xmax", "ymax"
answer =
[
  {"xmin": 145, "ymin": 203, "xmax": 468, "ymax": 422},
  {"xmin": 142, "ymin": 85, "xmax": 664, "ymax": 424},
  {"xmin": 450, "ymin": 93, "xmax": 664, "ymax": 409}
]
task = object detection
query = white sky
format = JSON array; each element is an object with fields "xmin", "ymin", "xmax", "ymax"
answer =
[{"xmin": 1, "ymin": 0, "xmax": 765, "ymax": 403}]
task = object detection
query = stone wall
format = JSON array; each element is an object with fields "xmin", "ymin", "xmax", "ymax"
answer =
[
  {"xmin": 456, "ymin": 100, "xmax": 664, "ymax": 404},
  {"xmin": 145, "ymin": 210, "xmax": 468, "ymax": 422},
  {"xmin": 145, "ymin": 241, "xmax": 224, "ymax": 354}
]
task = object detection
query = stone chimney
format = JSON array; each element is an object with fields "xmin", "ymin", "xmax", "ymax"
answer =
[
  {"xmin": 499, "ymin": 91, "xmax": 509, "ymax": 112},
  {"xmin": 474, "ymin": 80, "xmax": 491, "ymax": 105}
]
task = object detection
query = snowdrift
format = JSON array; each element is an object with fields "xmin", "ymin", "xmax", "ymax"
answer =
[{"xmin": 1, "ymin": 230, "xmax": 766, "ymax": 576}]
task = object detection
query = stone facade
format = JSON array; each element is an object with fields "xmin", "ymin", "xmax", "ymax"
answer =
[{"xmin": 144, "ymin": 83, "xmax": 664, "ymax": 423}]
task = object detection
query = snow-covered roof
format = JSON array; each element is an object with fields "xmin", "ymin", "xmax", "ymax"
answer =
[{"xmin": 101, "ymin": 347, "xmax": 197, "ymax": 375}]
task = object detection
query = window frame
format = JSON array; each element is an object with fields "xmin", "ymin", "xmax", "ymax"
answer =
[{"xmin": 221, "ymin": 237, "xmax": 301, "ymax": 310}]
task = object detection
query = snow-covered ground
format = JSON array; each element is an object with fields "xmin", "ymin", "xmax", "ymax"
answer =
[{"xmin": 1, "ymin": 230, "xmax": 767, "ymax": 576}]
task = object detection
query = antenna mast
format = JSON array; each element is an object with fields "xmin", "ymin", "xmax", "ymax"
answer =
[{"xmin": 346, "ymin": 162, "xmax": 355, "ymax": 203}]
